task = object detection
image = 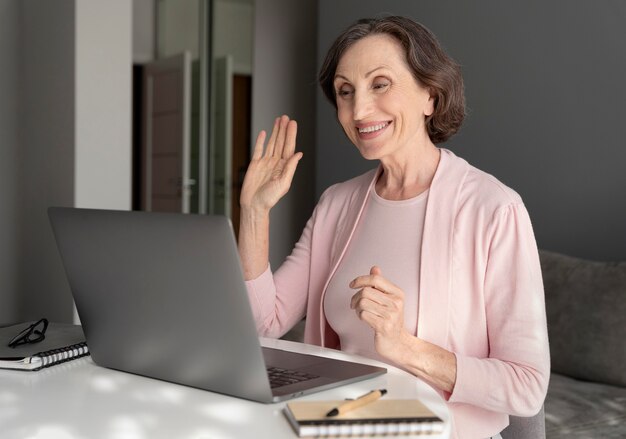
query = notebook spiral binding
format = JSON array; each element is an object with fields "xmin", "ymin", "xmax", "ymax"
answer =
[{"xmin": 33, "ymin": 342, "xmax": 90, "ymax": 371}]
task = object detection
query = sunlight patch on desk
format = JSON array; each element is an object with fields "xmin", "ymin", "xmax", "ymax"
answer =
[
  {"xmin": 132, "ymin": 412, "xmax": 159, "ymax": 430},
  {"xmin": 129, "ymin": 384, "xmax": 187, "ymax": 405},
  {"xmin": 25, "ymin": 425, "xmax": 76, "ymax": 439},
  {"xmin": 188, "ymin": 427, "xmax": 235, "ymax": 439},
  {"xmin": 197, "ymin": 401, "xmax": 253, "ymax": 424},
  {"xmin": 157, "ymin": 384, "xmax": 186, "ymax": 404},
  {"xmin": 108, "ymin": 415, "xmax": 146, "ymax": 439},
  {"xmin": 89, "ymin": 374, "xmax": 120, "ymax": 392}
]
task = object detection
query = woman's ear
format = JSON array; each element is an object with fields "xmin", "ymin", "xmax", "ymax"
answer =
[{"xmin": 424, "ymin": 91, "xmax": 436, "ymax": 117}]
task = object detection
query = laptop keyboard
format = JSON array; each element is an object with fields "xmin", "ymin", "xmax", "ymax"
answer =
[{"xmin": 266, "ymin": 366, "xmax": 319, "ymax": 389}]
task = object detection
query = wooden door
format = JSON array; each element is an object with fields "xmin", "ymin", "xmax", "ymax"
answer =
[{"xmin": 141, "ymin": 52, "xmax": 193, "ymax": 213}]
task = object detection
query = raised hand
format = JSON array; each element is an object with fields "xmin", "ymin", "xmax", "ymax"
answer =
[{"xmin": 240, "ymin": 115, "xmax": 303, "ymax": 213}]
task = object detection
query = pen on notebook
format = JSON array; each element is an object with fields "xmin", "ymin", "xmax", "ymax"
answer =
[{"xmin": 326, "ymin": 388, "xmax": 387, "ymax": 417}]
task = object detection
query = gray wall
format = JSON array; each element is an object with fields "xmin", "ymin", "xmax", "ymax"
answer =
[
  {"xmin": 17, "ymin": 0, "xmax": 76, "ymax": 324},
  {"xmin": 133, "ymin": 0, "xmax": 155, "ymax": 63},
  {"xmin": 316, "ymin": 0, "xmax": 626, "ymax": 261},
  {"xmin": 0, "ymin": 0, "xmax": 20, "ymax": 323},
  {"xmin": 0, "ymin": 0, "xmax": 132, "ymax": 326},
  {"xmin": 253, "ymin": 0, "xmax": 318, "ymax": 268}
]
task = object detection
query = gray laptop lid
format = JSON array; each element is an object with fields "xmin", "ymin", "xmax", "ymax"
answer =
[{"xmin": 48, "ymin": 208, "xmax": 385, "ymax": 403}]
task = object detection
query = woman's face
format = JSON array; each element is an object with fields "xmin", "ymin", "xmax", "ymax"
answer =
[{"xmin": 334, "ymin": 34, "xmax": 434, "ymax": 161}]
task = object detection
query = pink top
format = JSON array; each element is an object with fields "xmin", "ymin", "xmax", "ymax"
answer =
[
  {"xmin": 245, "ymin": 149, "xmax": 550, "ymax": 439},
  {"xmin": 324, "ymin": 186, "xmax": 428, "ymax": 363}
]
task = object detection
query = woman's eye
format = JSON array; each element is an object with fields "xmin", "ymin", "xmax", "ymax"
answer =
[
  {"xmin": 373, "ymin": 82, "xmax": 389, "ymax": 91},
  {"xmin": 337, "ymin": 88, "xmax": 354, "ymax": 98}
]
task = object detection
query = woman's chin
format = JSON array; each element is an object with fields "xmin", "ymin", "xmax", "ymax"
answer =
[{"xmin": 356, "ymin": 143, "xmax": 386, "ymax": 161}]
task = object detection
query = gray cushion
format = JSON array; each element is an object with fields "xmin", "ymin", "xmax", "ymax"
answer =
[
  {"xmin": 281, "ymin": 318, "xmax": 305, "ymax": 342},
  {"xmin": 540, "ymin": 250, "xmax": 626, "ymax": 387},
  {"xmin": 545, "ymin": 372, "xmax": 626, "ymax": 438},
  {"xmin": 501, "ymin": 406, "xmax": 545, "ymax": 439}
]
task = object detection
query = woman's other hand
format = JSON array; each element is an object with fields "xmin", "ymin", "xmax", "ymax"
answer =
[
  {"xmin": 350, "ymin": 266, "xmax": 410, "ymax": 360},
  {"xmin": 240, "ymin": 115, "xmax": 303, "ymax": 213},
  {"xmin": 350, "ymin": 266, "xmax": 457, "ymax": 392}
]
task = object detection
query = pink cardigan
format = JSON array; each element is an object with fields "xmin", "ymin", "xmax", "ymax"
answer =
[{"xmin": 246, "ymin": 149, "xmax": 550, "ymax": 438}]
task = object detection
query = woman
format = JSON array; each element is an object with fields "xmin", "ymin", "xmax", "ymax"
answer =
[{"xmin": 238, "ymin": 16, "xmax": 549, "ymax": 439}]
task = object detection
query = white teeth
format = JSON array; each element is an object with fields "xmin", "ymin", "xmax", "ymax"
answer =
[{"xmin": 358, "ymin": 122, "xmax": 388, "ymax": 134}]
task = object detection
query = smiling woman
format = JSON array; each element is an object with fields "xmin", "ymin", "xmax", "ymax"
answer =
[
  {"xmin": 237, "ymin": 15, "xmax": 550, "ymax": 439},
  {"xmin": 319, "ymin": 18, "xmax": 465, "ymax": 145},
  {"xmin": 332, "ymin": 34, "xmax": 436, "ymax": 175}
]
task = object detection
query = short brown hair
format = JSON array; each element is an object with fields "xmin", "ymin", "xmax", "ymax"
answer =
[{"xmin": 319, "ymin": 16, "xmax": 465, "ymax": 144}]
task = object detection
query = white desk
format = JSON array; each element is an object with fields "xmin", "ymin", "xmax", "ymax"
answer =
[{"xmin": 0, "ymin": 338, "xmax": 451, "ymax": 439}]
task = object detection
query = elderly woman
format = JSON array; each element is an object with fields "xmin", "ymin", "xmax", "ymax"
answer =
[{"xmin": 238, "ymin": 16, "xmax": 549, "ymax": 439}]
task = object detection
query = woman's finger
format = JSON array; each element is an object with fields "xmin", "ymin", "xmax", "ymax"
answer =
[
  {"xmin": 264, "ymin": 117, "xmax": 280, "ymax": 157},
  {"xmin": 273, "ymin": 115, "xmax": 289, "ymax": 158},
  {"xmin": 282, "ymin": 120, "xmax": 298, "ymax": 159},
  {"xmin": 350, "ymin": 287, "xmax": 395, "ymax": 310},
  {"xmin": 358, "ymin": 308, "xmax": 385, "ymax": 330},
  {"xmin": 252, "ymin": 130, "xmax": 267, "ymax": 160},
  {"xmin": 280, "ymin": 152, "xmax": 303, "ymax": 188},
  {"xmin": 350, "ymin": 272, "xmax": 401, "ymax": 298},
  {"xmin": 354, "ymin": 296, "xmax": 386, "ymax": 319}
]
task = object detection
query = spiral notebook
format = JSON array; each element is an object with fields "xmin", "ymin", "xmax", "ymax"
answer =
[
  {"xmin": 0, "ymin": 322, "xmax": 89, "ymax": 371},
  {"xmin": 284, "ymin": 399, "xmax": 444, "ymax": 437}
]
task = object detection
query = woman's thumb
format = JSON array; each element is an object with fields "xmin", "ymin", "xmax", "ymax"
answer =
[{"xmin": 370, "ymin": 265, "xmax": 382, "ymax": 276}]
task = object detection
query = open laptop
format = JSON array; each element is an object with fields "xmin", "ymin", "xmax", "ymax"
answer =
[{"xmin": 48, "ymin": 207, "xmax": 386, "ymax": 403}]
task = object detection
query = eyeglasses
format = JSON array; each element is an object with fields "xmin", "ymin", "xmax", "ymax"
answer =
[{"xmin": 7, "ymin": 318, "xmax": 49, "ymax": 348}]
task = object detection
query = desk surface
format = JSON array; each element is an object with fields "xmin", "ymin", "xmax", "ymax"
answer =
[{"xmin": 0, "ymin": 338, "xmax": 451, "ymax": 439}]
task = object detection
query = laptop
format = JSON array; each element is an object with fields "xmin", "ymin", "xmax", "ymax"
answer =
[{"xmin": 48, "ymin": 207, "xmax": 386, "ymax": 403}]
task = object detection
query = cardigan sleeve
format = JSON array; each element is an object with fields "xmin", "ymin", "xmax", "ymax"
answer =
[
  {"xmin": 448, "ymin": 203, "xmax": 550, "ymax": 416},
  {"xmin": 244, "ymin": 206, "xmax": 316, "ymax": 339}
]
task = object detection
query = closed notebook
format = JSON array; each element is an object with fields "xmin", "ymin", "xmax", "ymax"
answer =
[
  {"xmin": 0, "ymin": 322, "xmax": 89, "ymax": 371},
  {"xmin": 284, "ymin": 399, "xmax": 444, "ymax": 437}
]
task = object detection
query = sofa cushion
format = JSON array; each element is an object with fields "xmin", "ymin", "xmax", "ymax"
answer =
[
  {"xmin": 545, "ymin": 373, "xmax": 626, "ymax": 438},
  {"xmin": 540, "ymin": 250, "xmax": 626, "ymax": 387}
]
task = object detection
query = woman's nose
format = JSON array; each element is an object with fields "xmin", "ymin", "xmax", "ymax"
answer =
[{"xmin": 352, "ymin": 92, "xmax": 374, "ymax": 121}]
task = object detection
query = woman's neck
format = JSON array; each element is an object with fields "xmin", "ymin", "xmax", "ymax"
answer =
[{"xmin": 375, "ymin": 143, "xmax": 440, "ymax": 201}]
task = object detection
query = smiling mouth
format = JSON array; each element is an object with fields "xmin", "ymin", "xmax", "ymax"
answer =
[{"xmin": 357, "ymin": 122, "xmax": 391, "ymax": 134}]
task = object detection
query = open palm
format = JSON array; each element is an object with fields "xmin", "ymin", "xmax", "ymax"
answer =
[{"xmin": 240, "ymin": 115, "xmax": 302, "ymax": 212}]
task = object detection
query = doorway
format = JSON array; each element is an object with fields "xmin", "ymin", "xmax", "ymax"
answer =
[
  {"xmin": 131, "ymin": 0, "xmax": 254, "ymax": 230},
  {"xmin": 231, "ymin": 74, "xmax": 252, "ymax": 238}
]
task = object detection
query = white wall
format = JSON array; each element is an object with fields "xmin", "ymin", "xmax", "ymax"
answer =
[
  {"xmin": 0, "ymin": 0, "xmax": 20, "ymax": 323},
  {"xmin": 75, "ymin": 1, "xmax": 132, "ymax": 210},
  {"xmin": 252, "ymin": 0, "xmax": 317, "ymax": 268}
]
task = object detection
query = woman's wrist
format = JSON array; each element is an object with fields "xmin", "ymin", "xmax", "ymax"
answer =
[
  {"xmin": 238, "ymin": 206, "xmax": 271, "ymax": 280},
  {"xmin": 389, "ymin": 333, "xmax": 457, "ymax": 394},
  {"xmin": 239, "ymin": 204, "xmax": 271, "ymax": 221},
  {"xmin": 391, "ymin": 330, "xmax": 420, "ymax": 366}
]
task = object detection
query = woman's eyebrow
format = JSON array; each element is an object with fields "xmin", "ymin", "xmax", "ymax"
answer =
[
  {"xmin": 334, "ymin": 66, "xmax": 389, "ymax": 82},
  {"xmin": 364, "ymin": 66, "xmax": 388, "ymax": 77}
]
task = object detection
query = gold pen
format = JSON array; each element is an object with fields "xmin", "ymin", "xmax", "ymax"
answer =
[{"xmin": 326, "ymin": 388, "xmax": 387, "ymax": 417}]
